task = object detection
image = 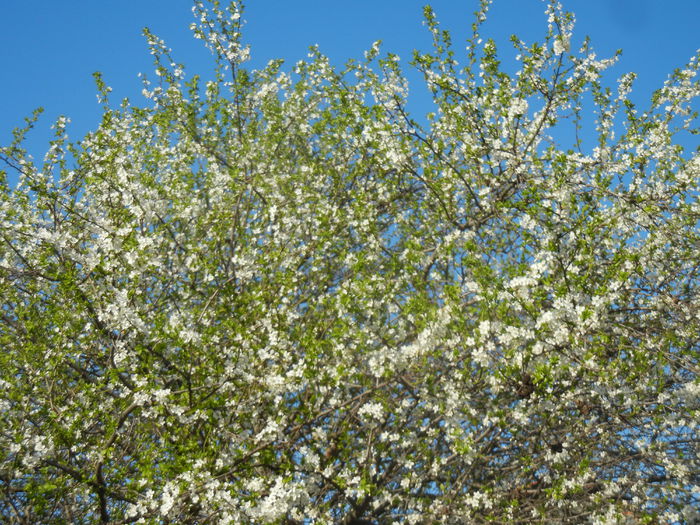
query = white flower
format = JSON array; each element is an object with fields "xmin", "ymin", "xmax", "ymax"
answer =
[
  {"xmin": 508, "ymin": 98, "xmax": 529, "ymax": 119},
  {"xmin": 159, "ymin": 481, "xmax": 181, "ymax": 516},
  {"xmin": 358, "ymin": 401, "xmax": 384, "ymax": 421},
  {"xmin": 553, "ymin": 35, "xmax": 570, "ymax": 55}
]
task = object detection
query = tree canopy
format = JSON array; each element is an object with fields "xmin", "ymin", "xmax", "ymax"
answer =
[{"xmin": 1, "ymin": 1, "xmax": 699, "ymax": 523}]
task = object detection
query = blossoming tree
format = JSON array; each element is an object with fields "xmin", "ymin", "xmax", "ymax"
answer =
[{"xmin": 1, "ymin": 1, "xmax": 698, "ymax": 523}]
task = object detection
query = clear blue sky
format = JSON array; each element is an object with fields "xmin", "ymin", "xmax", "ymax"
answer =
[{"xmin": 2, "ymin": 0, "xmax": 699, "ymax": 178}]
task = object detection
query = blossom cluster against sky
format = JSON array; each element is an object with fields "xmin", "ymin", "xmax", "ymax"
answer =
[{"xmin": 2, "ymin": 0, "xmax": 699, "ymax": 173}]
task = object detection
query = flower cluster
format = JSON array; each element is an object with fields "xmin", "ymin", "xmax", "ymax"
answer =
[{"xmin": 1, "ymin": 0, "xmax": 698, "ymax": 523}]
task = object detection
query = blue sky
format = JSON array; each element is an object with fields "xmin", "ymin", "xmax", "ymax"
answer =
[{"xmin": 2, "ymin": 0, "xmax": 699, "ymax": 178}]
